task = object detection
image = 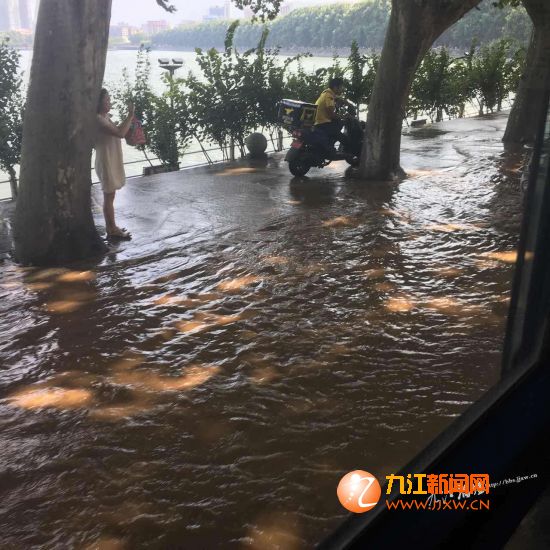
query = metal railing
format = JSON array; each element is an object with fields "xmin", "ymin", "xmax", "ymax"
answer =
[{"xmin": 0, "ymin": 136, "xmax": 293, "ymax": 202}]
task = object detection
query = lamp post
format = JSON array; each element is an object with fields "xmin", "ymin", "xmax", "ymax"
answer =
[{"xmin": 158, "ymin": 58, "xmax": 184, "ymax": 168}]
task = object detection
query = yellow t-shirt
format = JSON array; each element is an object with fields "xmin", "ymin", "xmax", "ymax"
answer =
[{"xmin": 315, "ymin": 88, "xmax": 336, "ymax": 125}]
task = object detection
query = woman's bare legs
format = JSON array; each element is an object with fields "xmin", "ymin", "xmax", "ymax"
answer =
[
  {"xmin": 103, "ymin": 191, "xmax": 116, "ymax": 233},
  {"xmin": 103, "ymin": 191, "xmax": 130, "ymax": 238}
]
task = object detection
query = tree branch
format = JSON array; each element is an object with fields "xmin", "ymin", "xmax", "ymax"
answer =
[{"xmin": 155, "ymin": 0, "xmax": 176, "ymax": 13}]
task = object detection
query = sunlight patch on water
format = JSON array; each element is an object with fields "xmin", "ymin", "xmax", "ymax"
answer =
[
  {"xmin": 480, "ymin": 250, "xmax": 518, "ymax": 264},
  {"xmin": 83, "ymin": 536, "xmax": 127, "ymax": 550},
  {"xmin": 374, "ymin": 281, "xmax": 398, "ymax": 293},
  {"xmin": 362, "ymin": 268, "xmax": 385, "ymax": 279},
  {"xmin": 434, "ymin": 266, "xmax": 463, "ymax": 278},
  {"xmin": 176, "ymin": 312, "xmax": 242, "ymax": 334},
  {"xmin": 217, "ymin": 275, "xmax": 261, "ymax": 292},
  {"xmin": 385, "ymin": 296, "xmax": 416, "ymax": 313},
  {"xmin": 250, "ymin": 366, "xmax": 280, "ymax": 385},
  {"xmin": 45, "ymin": 300, "xmax": 86, "ymax": 314},
  {"xmin": 246, "ymin": 512, "xmax": 303, "ymax": 550},
  {"xmin": 407, "ymin": 168, "xmax": 443, "ymax": 177},
  {"xmin": 27, "ymin": 268, "xmax": 69, "ymax": 281},
  {"xmin": 216, "ymin": 167, "xmax": 258, "ymax": 176},
  {"xmin": 261, "ymin": 255, "xmax": 289, "ymax": 266},
  {"xmin": 25, "ymin": 282, "xmax": 54, "ymax": 291},
  {"xmin": 9, "ymin": 387, "xmax": 93, "ymax": 410},
  {"xmin": 111, "ymin": 352, "xmax": 148, "ymax": 371},
  {"xmin": 240, "ymin": 329, "xmax": 259, "ymax": 340},
  {"xmin": 322, "ymin": 216, "xmax": 356, "ymax": 228},
  {"xmin": 379, "ymin": 208, "xmax": 413, "ymax": 223},
  {"xmin": 422, "ymin": 297, "xmax": 468, "ymax": 316},
  {"xmin": 154, "ymin": 292, "xmax": 223, "ymax": 307},
  {"xmin": 297, "ymin": 262, "xmax": 326, "ymax": 276},
  {"xmin": 426, "ymin": 222, "xmax": 484, "ymax": 233},
  {"xmin": 57, "ymin": 271, "xmax": 96, "ymax": 283},
  {"xmin": 112, "ymin": 364, "xmax": 220, "ymax": 392}
]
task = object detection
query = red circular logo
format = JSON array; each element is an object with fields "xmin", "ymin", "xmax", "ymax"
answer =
[{"xmin": 337, "ymin": 470, "xmax": 382, "ymax": 513}]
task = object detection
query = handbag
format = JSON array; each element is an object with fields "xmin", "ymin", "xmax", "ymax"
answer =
[{"xmin": 125, "ymin": 115, "xmax": 146, "ymax": 146}]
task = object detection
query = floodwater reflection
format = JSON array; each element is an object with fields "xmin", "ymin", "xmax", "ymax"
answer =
[{"xmin": 9, "ymin": 386, "xmax": 93, "ymax": 410}]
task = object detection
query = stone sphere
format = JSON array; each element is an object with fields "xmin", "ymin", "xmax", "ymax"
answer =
[{"xmin": 245, "ymin": 133, "xmax": 268, "ymax": 156}]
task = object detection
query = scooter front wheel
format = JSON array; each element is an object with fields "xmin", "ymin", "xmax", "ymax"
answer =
[{"xmin": 288, "ymin": 158, "xmax": 311, "ymax": 177}]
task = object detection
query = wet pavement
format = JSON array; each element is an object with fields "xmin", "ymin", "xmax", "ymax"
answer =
[{"xmin": 0, "ymin": 112, "xmax": 525, "ymax": 548}]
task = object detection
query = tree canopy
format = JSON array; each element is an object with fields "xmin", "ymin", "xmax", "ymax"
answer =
[{"xmin": 152, "ymin": 0, "xmax": 530, "ymax": 52}]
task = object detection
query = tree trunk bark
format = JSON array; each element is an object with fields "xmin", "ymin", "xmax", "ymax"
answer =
[
  {"xmin": 14, "ymin": 0, "xmax": 112, "ymax": 265},
  {"xmin": 360, "ymin": 0, "xmax": 482, "ymax": 181},
  {"xmin": 503, "ymin": 1, "xmax": 550, "ymax": 147}
]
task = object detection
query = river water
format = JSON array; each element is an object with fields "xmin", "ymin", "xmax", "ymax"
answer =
[
  {"xmin": 0, "ymin": 113, "xmax": 523, "ymax": 547},
  {"xmin": 0, "ymin": 50, "xmax": 337, "ymax": 201}
]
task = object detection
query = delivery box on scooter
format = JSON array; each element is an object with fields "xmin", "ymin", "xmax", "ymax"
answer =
[{"xmin": 278, "ymin": 99, "xmax": 317, "ymax": 130}]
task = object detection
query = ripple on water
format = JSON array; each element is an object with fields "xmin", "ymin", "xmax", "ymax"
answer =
[{"xmin": 0, "ymin": 130, "xmax": 523, "ymax": 547}]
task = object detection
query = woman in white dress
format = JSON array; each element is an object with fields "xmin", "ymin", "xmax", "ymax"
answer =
[{"xmin": 96, "ymin": 88, "xmax": 134, "ymax": 239}]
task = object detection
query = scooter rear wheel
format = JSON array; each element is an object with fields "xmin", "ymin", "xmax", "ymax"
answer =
[
  {"xmin": 345, "ymin": 156, "xmax": 360, "ymax": 167},
  {"xmin": 289, "ymin": 158, "xmax": 311, "ymax": 177}
]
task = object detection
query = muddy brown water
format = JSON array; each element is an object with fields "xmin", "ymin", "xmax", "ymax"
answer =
[{"xmin": 0, "ymin": 115, "xmax": 524, "ymax": 548}]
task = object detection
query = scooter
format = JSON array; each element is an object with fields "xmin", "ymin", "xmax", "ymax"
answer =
[{"xmin": 285, "ymin": 107, "xmax": 364, "ymax": 177}]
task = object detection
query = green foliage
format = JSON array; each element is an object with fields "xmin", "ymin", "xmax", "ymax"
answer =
[
  {"xmin": 111, "ymin": 46, "xmax": 190, "ymax": 166},
  {"xmin": 406, "ymin": 39, "xmax": 525, "ymax": 121},
  {"xmin": 437, "ymin": 1, "xmax": 531, "ymax": 49},
  {"xmin": 128, "ymin": 33, "xmax": 149, "ymax": 46},
  {"xmin": 153, "ymin": 0, "xmax": 529, "ymax": 52},
  {"xmin": 231, "ymin": 0, "xmax": 283, "ymax": 21},
  {"xmin": 0, "ymin": 39, "xmax": 24, "ymax": 194},
  {"xmin": 146, "ymin": 79, "xmax": 188, "ymax": 167},
  {"xmin": 345, "ymin": 41, "xmax": 379, "ymax": 112},
  {"xmin": 185, "ymin": 21, "xmax": 294, "ymax": 156},
  {"xmin": 466, "ymin": 39, "xmax": 525, "ymax": 114},
  {"xmin": 408, "ymin": 47, "xmax": 471, "ymax": 122},
  {"xmin": 283, "ymin": 60, "xmax": 327, "ymax": 104},
  {"xmin": 108, "ymin": 28, "xmax": 526, "ymax": 169}
]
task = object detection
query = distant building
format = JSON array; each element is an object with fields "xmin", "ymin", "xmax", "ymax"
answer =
[
  {"xmin": 109, "ymin": 22, "xmax": 141, "ymax": 41},
  {"xmin": 0, "ymin": 0, "xmax": 20, "ymax": 31},
  {"xmin": 280, "ymin": 2, "xmax": 294, "ymax": 16},
  {"xmin": 110, "ymin": 24, "xmax": 130, "ymax": 41},
  {"xmin": 0, "ymin": 0, "xmax": 37, "ymax": 31},
  {"xmin": 203, "ymin": 2, "xmax": 230, "ymax": 21},
  {"xmin": 143, "ymin": 20, "xmax": 170, "ymax": 36},
  {"xmin": 18, "ymin": 0, "xmax": 33, "ymax": 29}
]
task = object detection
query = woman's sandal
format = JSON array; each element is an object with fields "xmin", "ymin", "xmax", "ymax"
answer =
[{"xmin": 107, "ymin": 227, "xmax": 132, "ymax": 240}]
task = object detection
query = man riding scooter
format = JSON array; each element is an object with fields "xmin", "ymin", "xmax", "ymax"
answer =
[
  {"xmin": 314, "ymin": 77, "xmax": 356, "ymax": 163},
  {"xmin": 281, "ymin": 78, "xmax": 363, "ymax": 176}
]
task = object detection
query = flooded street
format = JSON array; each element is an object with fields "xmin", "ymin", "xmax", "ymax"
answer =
[{"xmin": 0, "ymin": 114, "xmax": 524, "ymax": 548}]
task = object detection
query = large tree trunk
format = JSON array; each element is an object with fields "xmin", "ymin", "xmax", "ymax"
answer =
[
  {"xmin": 14, "ymin": 0, "xmax": 112, "ymax": 265},
  {"xmin": 360, "ymin": 0, "xmax": 482, "ymax": 181},
  {"xmin": 503, "ymin": 0, "xmax": 550, "ymax": 147}
]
